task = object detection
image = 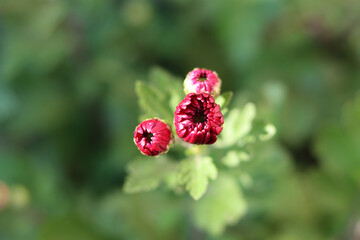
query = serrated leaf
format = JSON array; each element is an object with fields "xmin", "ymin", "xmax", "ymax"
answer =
[
  {"xmin": 218, "ymin": 102, "xmax": 256, "ymax": 147},
  {"xmin": 178, "ymin": 156, "xmax": 217, "ymax": 200},
  {"xmin": 149, "ymin": 67, "xmax": 182, "ymax": 92},
  {"xmin": 123, "ymin": 156, "xmax": 178, "ymax": 193},
  {"xmin": 221, "ymin": 150, "xmax": 250, "ymax": 167},
  {"xmin": 216, "ymin": 91, "xmax": 233, "ymax": 110},
  {"xmin": 193, "ymin": 174, "xmax": 247, "ymax": 235},
  {"xmin": 235, "ymin": 102, "xmax": 256, "ymax": 138},
  {"xmin": 148, "ymin": 67, "xmax": 184, "ymax": 112},
  {"xmin": 249, "ymin": 121, "xmax": 277, "ymax": 143},
  {"xmin": 259, "ymin": 124, "xmax": 276, "ymax": 141},
  {"xmin": 135, "ymin": 80, "xmax": 173, "ymax": 123},
  {"xmin": 135, "ymin": 68, "xmax": 184, "ymax": 131}
]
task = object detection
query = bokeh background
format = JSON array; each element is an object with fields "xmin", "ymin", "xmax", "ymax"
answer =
[{"xmin": 1, "ymin": 0, "xmax": 360, "ymax": 239}]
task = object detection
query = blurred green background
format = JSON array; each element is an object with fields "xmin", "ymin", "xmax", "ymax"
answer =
[{"xmin": 1, "ymin": 0, "xmax": 360, "ymax": 239}]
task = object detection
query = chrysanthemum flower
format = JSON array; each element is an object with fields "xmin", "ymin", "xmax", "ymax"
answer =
[
  {"xmin": 174, "ymin": 93, "xmax": 224, "ymax": 144},
  {"xmin": 134, "ymin": 119, "xmax": 173, "ymax": 156},
  {"xmin": 184, "ymin": 68, "xmax": 221, "ymax": 97}
]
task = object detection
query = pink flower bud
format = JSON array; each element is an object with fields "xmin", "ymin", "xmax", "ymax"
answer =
[
  {"xmin": 174, "ymin": 93, "xmax": 224, "ymax": 145},
  {"xmin": 184, "ymin": 68, "xmax": 221, "ymax": 97},
  {"xmin": 134, "ymin": 119, "xmax": 173, "ymax": 156}
]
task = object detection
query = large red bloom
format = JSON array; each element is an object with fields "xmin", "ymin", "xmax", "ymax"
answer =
[
  {"xmin": 134, "ymin": 119, "xmax": 173, "ymax": 156},
  {"xmin": 184, "ymin": 68, "xmax": 221, "ymax": 97},
  {"xmin": 174, "ymin": 93, "xmax": 224, "ymax": 145}
]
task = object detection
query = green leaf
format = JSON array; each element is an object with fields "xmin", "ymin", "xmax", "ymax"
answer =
[
  {"xmin": 193, "ymin": 174, "xmax": 247, "ymax": 235},
  {"xmin": 135, "ymin": 67, "xmax": 184, "ymax": 129},
  {"xmin": 178, "ymin": 156, "xmax": 217, "ymax": 200},
  {"xmin": 148, "ymin": 67, "xmax": 184, "ymax": 112},
  {"xmin": 259, "ymin": 123, "xmax": 276, "ymax": 141},
  {"xmin": 215, "ymin": 91, "xmax": 233, "ymax": 110},
  {"xmin": 149, "ymin": 67, "xmax": 182, "ymax": 88},
  {"xmin": 249, "ymin": 121, "xmax": 277, "ymax": 142},
  {"xmin": 135, "ymin": 80, "xmax": 173, "ymax": 124},
  {"xmin": 97, "ymin": 190, "xmax": 184, "ymax": 239},
  {"xmin": 123, "ymin": 156, "xmax": 178, "ymax": 193},
  {"xmin": 221, "ymin": 150, "xmax": 250, "ymax": 167},
  {"xmin": 218, "ymin": 102, "xmax": 256, "ymax": 147}
]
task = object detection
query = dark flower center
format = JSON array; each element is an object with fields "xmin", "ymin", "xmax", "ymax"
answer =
[
  {"xmin": 193, "ymin": 113, "xmax": 207, "ymax": 123},
  {"xmin": 198, "ymin": 72, "xmax": 208, "ymax": 82},
  {"xmin": 143, "ymin": 131, "xmax": 154, "ymax": 143}
]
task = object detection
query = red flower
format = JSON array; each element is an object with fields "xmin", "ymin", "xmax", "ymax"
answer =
[
  {"xmin": 184, "ymin": 68, "xmax": 221, "ymax": 97},
  {"xmin": 134, "ymin": 119, "xmax": 173, "ymax": 156},
  {"xmin": 174, "ymin": 93, "xmax": 224, "ymax": 144}
]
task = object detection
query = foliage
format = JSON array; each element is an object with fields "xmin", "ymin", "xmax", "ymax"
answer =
[
  {"xmin": 135, "ymin": 67, "xmax": 184, "ymax": 125},
  {"xmin": 178, "ymin": 156, "xmax": 218, "ymax": 201},
  {"xmin": 0, "ymin": 0, "xmax": 360, "ymax": 239},
  {"xmin": 123, "ymin": 156, "xmax": 178, "ymax": 193},
  {"xmin": 125, "ymin": 67, "xmax": 276, "ymax": 235},
  {"xmin": 316, "ymin": 93, "xmax": 360, "ymax": 182},
  {"xmin": 193, "ymin": 174, "xmax": 247, "ymax": 235}
]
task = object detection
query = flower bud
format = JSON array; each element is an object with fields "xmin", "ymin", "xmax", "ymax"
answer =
[
  {"xmin": 184, "ymin": 68, "xmax": 221, "ymax": 97},
  {"xmin": 134, "ymin": 118, "xmax": 173, "ymax": 156},
  {"xmin": 174, "ymin": 93, "xmax": 224, "ymax": 145}
]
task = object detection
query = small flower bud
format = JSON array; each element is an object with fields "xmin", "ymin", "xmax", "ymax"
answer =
[
  {"xmin": 184, "ymin": 68, "xmax": 221, "ymax": 97},
  {"xmin": 174, "ymin": 93, "xmax": 224, "ymax": 145},
  {"xmin": 134, "ymin": 118, "xmax": 173, "ymax": 156}
]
